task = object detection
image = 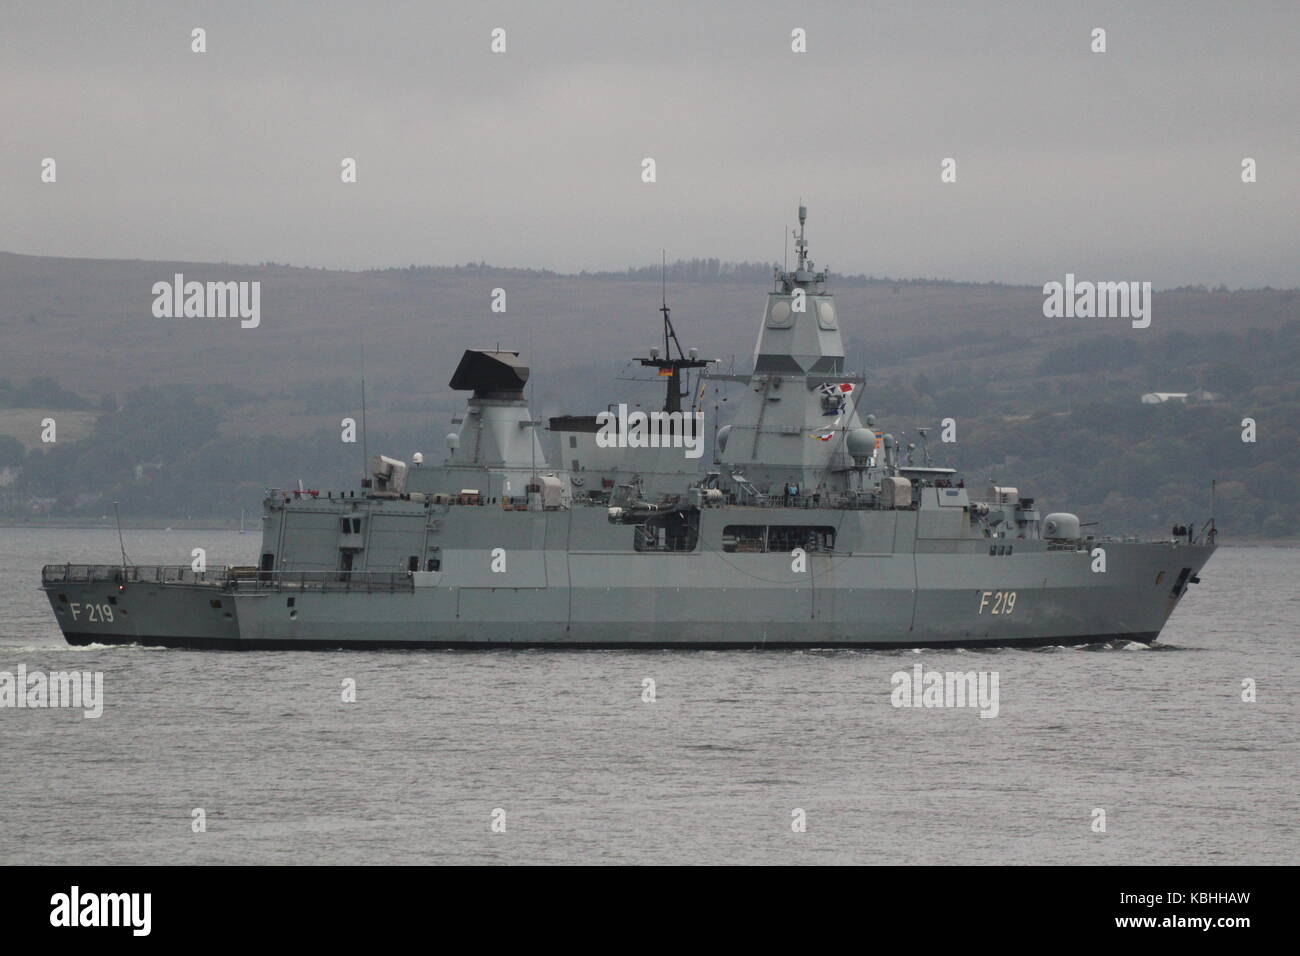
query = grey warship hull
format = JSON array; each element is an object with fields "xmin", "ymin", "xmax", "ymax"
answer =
[
  {"xmin": 41, "ymin": 205, "xmax": 1217, "ymax": 650},
  {"xmin": 43, "ymin": 506, "xmax": 1214, "ymax": 650}
]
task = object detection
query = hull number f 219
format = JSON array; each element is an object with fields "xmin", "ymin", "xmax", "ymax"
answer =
[
  {"xmin": 977, "ymin": 591, "xmax": 1016, "ymax": 615},
  {"xmin": 69, "ymin": 603, "xmax": 114, "ymax": 623}
]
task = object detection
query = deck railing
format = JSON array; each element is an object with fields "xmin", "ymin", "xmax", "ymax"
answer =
[
  {"xmin": 41, "ymin": 564, "xmax": 232, "ymax": 586},
  {"xmin": 229, "ymin": 571, "xmax": 413, "ymax": 593},
  {"xmin": 41, "ymin": 564, "xmax": 414, "ymax": 593}
]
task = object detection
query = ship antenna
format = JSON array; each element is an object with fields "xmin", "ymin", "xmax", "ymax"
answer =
[
  {"xmin": 359, "ymin": 337, "xmax": 369, "ymax": 482},
  {"xmin": 1209, "ymin": 478, "xmax": 1217, "ymax": 542},
  {"xmin": 661, "ymin": 249, "xmax": 670, "ymax": 358},
  {"xmin": 530, "ymin": 361, "xmax": 536, "ymax": 485},
  {"xmin": 112, "ymin": 500, "xmax": 130, "ymax": 569},
  {"xmin": 795, "ymin": 199, "xmax": 808, "ymax": 271},
  {"xmin": 661, "ymin": 249, "xmax": 667, "ymax": 314},
  {"xmin": 528, "ymin": 313, "xmax": 537, "ymax": 490}
]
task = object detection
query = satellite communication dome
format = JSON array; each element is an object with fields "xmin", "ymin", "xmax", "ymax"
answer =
[{"xmin": 846, "ymin": 428, "xmax": 876, "ymax": 458}]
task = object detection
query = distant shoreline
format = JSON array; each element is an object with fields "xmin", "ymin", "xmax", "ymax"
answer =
[{"xmin": 1, "ymin": 517, "xmax": 251, "ymax": 532}]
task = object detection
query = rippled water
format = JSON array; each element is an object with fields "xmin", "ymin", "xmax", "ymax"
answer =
[{"xmin": 1, "ymin": 527, "xmax": 1295, "ymax": 864}]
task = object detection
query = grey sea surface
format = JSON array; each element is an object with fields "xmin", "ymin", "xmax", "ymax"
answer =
[{"xmin": 1, "ymin": 527, "xmax": 1295, "ymax": 865}]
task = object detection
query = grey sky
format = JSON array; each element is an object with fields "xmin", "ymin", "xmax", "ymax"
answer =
[{"xmin": 3, "ymin": 0, "xmax": 1297, "ymax": 287}]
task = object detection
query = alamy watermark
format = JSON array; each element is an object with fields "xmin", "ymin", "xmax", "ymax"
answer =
[
  {"xmin": 1042, "ymin": 273, "xmax": 1151, "ymax": 329},
  {"xmin": 596, "ymin": 404, "xmax": 704, "ymax": 458},
  {"xmin": 151, "ymin": 273, "xmax": 260, "ymax": 328},
  {"xmin": 50, "ymin": 886, "xmax": 150, "ymax": 936},
  {"xmin": 890, "ymin": 664, "xmax": 999, "ymax": 718},
  {"xmin": 0, "ymin": 665, "xmax": 103, "ymax": 718}
]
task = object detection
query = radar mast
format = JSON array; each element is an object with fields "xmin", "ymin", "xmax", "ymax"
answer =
[{"xmin": 636, "ymin": 251, "xmax": 712, "ymax": 413}]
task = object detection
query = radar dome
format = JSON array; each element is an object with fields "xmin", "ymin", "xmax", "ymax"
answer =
[
  {"xmin": 847, "ymin": 428, "xmax": 876, "ymax": 458},
  {"xmin": 716, "ymin": 424, "xmax": 732, "ymax": 454}
]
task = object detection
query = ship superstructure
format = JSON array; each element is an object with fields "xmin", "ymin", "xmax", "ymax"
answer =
[{"xmin": 42, "ymin": 207, "xmax": 1215, "ymax": 649}]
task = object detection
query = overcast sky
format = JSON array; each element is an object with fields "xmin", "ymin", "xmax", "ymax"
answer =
[{"xmin": 3, "ymin": 0, "xmax": 1297, "ymax": 287}]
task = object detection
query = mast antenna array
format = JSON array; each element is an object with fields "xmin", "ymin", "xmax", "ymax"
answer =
[{"xmin": 635, "ymin": 250, "xmax": 712, "ymax": 414}]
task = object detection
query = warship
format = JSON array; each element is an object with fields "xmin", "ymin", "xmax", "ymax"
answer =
[{"xmin": 42, "ymin": 207, "xmax": 1216, "ymax": 649}]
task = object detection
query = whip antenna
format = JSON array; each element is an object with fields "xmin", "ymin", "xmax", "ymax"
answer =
[
  {"xmin": 112, "ymin": 500, "xmax": 130, "ymax": 569},
  {"xmin": 359, "ymin": 337, "xmax": 369, "ymax": 481}
]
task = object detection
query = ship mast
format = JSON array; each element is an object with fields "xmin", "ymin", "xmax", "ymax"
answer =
[
  {"xmin": 636, "ymin": 251, "xmax": 711, "ymax": 413},
  {"xmin": 774, "ymin": 203, "xmax": 827, "ymax": 294}
]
